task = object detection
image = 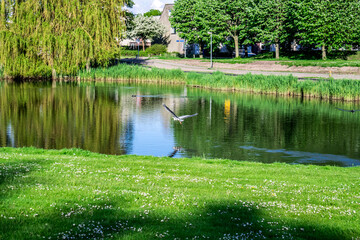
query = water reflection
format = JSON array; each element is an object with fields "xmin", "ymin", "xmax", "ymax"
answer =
[
  {"xmin": 1, "ymin": 81, "xmax": 360, "ymax": 167},
  {"xmin": 240, "ymin": 146, "xmax": 360, "ymax": 166}
]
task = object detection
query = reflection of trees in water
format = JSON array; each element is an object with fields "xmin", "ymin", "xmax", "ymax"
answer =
[
  {"xmin": 0, "ymin": 82, "xmax": 128, "ymax": 154},
  {"xmin": 173, "ymin": 90, "xmax": 360, "ymax": 166}
]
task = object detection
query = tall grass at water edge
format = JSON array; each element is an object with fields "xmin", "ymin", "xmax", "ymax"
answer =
[
  {"xmin": 79, "ymin": 64, "xmax": 360, "ymax": 101},
  {"xmin": 79, "ymin": 64, "xmax": 186, "ymax": 83},
  {"xmin": 0, "ymin": 147, "xmax": 359, "ymax": 240}
]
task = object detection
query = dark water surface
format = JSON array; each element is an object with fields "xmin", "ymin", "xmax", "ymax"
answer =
[{"xmin": 1, "ymin": 81, "xmax": 360, "ymax": 167}]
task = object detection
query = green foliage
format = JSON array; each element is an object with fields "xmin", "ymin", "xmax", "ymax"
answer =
[
  {"xmin": 252, "ymin": 0, "xmax": 295, "ymax": 59},
  {"xmin": 0, "ymin": 0, "xmax": 126, "ymax": 78},
  {"xmin": 207, "ymin": 0, "xmax": 255, "ymax": 57},
  {"xmin": 0, "ymin": 147, "xmax": 359, "ymax": 239},
  {"xmin": 293, "ymin": 0, "xmax": 360, "ymax": 60},
  {"xmin": 146, "ymin": 44, "xmax": 167, "ymax": 55},
  {"xmin": 144, "ymin": 9, "xmax": 162, "ymax": 17},
  {"xmin": 170, "ymin": 0, "xmax": 209, "ymax": 56},
  {"xmin": 170, "ymin": 0, "xmax": 360, "ymax": 60}
]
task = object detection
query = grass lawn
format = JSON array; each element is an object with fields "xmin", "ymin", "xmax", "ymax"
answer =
[
  {"xmin": 155, "ymin": 51, "xmax": 360, "ymax": 67},
  {"xmin": 0, "ymin": 147, "xmax": 359, "ymax": 239},
  {"xmin": 279, "ymin": 60, "xmax": 360, "ymax": 68}
]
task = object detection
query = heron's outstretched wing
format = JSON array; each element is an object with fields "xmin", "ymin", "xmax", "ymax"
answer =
[
  {"xmin": 178, "ymin": 113, "xmax": 198, "ymax": 120},
  {"xmin": 335, "ymin": 107, "xmax": 360, "ymax": 112},
  {"xmin": 336, "ymin": 107, "xmax": 351, "ymax": 112},
  {"xmin": 162, "ymin": 103, "xmax": 178, "ymax": 118}
]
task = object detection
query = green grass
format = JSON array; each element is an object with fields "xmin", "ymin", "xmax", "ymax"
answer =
[
  {"xmin": 155, "ymin": 51, "xmax": 360, "ymax": 67},
  {"xmin": 279, "ymin": 59, "xmax": 360, "ymax": 68},
  {"xmin": 78, "ymin": 63, "xmax": 360, "ymax": 101},
  {"xmin": 0, "ymin": 147, "xmax": 359, "ymax": 239}
]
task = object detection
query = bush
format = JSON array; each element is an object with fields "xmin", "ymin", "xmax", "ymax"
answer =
[{"xmin": 146, "ymin": 44, "xmax": 167, "ymax": 56}]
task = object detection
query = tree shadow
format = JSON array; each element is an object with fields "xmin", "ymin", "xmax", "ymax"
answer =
[
  {"xmin": 1, "ymin": 197, "xmax": 351, "ymax": 239},
  {"xmin": 152, "ymin": 35, "xmax": 170, "ymax": 47},
  {"xmin": 0, "ymin": 158, "xmax": 51, "ymax": 189},
  {"xmin": 118, "ymin": 58, "xmax": 150, "ymax": 66}
]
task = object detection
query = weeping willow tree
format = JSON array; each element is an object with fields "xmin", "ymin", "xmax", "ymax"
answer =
[{"xmin": 0, "ymin": 0, "xmax": 125, "ymax": 78}]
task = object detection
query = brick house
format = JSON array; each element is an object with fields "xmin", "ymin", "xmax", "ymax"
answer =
[{"xmin": 159, "ymin": 4, "xmax": 185, "ymax": 54}]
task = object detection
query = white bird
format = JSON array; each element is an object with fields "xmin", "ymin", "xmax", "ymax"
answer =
[{"xmin": 162, "ymin": 103, "xmax": 198, "ymax": 124}]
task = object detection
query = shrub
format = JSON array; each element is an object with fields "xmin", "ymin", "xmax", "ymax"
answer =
[{"xmin": 146, "ymin": 44, "xmax": 167, "ymax": 56}]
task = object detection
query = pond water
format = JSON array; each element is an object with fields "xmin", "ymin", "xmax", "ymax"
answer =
[{"xmin": 1, "ymin": 81, "xmax": 360, "ymax": 167}]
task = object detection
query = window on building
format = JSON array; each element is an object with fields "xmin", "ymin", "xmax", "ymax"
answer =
[
  {"xmin": 168, "ymin": 10, "xmax": 171, "ymax": 16},
  {"xmin": 171, "ymin": 27, "xmax": 176, "ymax": 34}
]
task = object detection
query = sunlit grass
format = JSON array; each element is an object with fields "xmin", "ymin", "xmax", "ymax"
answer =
[
  {"xmin": 280, "ymin": 60, "xmax": 360, "ymax": 68},
  {"xmin": 154, "ymin": 51, "xmax": 360, "ymax": 67},
  {"xmin": 0, "ymin": 147, "xmax": 359, "ymax": 239},
  {"xmin": 79, "ymin": 64, "xmax": 360, "ymax": 101}
]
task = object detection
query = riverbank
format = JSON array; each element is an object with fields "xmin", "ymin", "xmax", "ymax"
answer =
[
  {"xmin": 79, "ymin": 63, "xmax": 360, "ymax": 101},
  {"xmin": 0, "ymin": 147, "xmax": 359, "ymax": 239}
]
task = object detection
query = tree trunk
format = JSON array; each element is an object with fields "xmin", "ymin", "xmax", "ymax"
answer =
[
  {"xmin": 234, "ymin": 35, "xmax": 239, "ymax": 58},
  {"xmin": 86, "ymin": 59, "xmax": 91, "ymax": 73},
  {"xmin": 51, "ymin": 68, "xmax": 57, "ymax": 80},
  {"xmin": 199, "ymin": 44, "xmax": 203, "ymax": 58},
  {"xmin": 142, "ymin": 40, "xmax": 145, "ymax": 51},
  {"xmin": 322, "ymin": 44, "xmax": 326, "ymax": 60},
  {"xmin": 275, "ymin": 41, "xmax": 280, "ymax": 59}
]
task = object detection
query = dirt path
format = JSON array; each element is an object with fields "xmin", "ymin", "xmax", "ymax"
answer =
[{"xmin": 122, "ymin": 58, "xmax": 360, "ymax": 80}]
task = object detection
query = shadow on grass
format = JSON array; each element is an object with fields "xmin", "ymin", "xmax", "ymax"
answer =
[
  {"xmin": 0, "ymin": 197, "xmax": 352, "ymax": 240},
  {"xmin": 119, "ymin": 58, "xmax": 150, "ymax": 67},
  {"xmin": 0, "ymin": 159, "xmax": 51, "ymax": 188}
]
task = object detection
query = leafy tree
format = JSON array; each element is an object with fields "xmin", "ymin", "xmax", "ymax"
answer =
[
  {"xmin": 294, "ymin": 0, "xmax": 360, "ymax": 60},
  {"xmin": 144, "ymin": 9, "xmax": 162, "ymax": 17},
  {"xmin": 124, "ymin": 0, "xmax": 135, "ymax": 7},
  {"xmin": 170, "ymin": 0, "xmax": 209, "ymax": 58},
  {"xmin": 127, "ymin": 15, "xmax": 165, "ymax": 51},
  {"xmin": 0, "ymin": 0, "xmax": 126, "ymax": 78},
  {"xmin": 171, "ymin": 0, "xmax": 256, "ymax": 58},
  {"xmin": 204, "ymin": 0, "xmax": 255, "ymax": 58},
  {"xmin": 252, "ymin": 0, "xmax": 294, "ymax": 59}
]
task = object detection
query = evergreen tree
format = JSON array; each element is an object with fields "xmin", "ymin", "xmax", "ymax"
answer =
[{"xmin": 0, "ymin": 0, "xmax": 126, "ymax": 78}]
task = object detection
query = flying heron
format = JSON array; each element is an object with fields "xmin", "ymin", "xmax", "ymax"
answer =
[
  {"xmin": 162, "ymin": 103, "xmax": 198, "ymax": 124},
  {"xmin": 335, "ymin": 107, "xmax": 360, "ymax": 113}
]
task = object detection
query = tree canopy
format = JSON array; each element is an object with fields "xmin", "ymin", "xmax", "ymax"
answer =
[
  {"xmin": 144, "ymin": 9, "xmax": 162, "ymax": 17},
  {"xmin": 294, "ymin": 0, "xmax": 360, "ymax": 60},
  {"xmin": 170, "ymin": 0, "xmax": 209, "ymax": 57},
  {"xmin": 0, "ymin": 0, "xmax": 126, "ymax": 78},
  {"xmin": 170, "ymin": 0, "xmax": 360, "ymax": 59},
  {"xmin": 206, "ymin": 0, "xmax": 254, "ymax": 58},
  {"xmin": 127, "ymin": 15, "xmax": 165, "ymax": 51},
  {"xmin": 252, "ymin": 0, "xmax": 294, "ymax": 59}
]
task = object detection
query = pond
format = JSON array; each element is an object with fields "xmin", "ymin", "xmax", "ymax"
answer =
[{"xmin": 1, "ymin": 81, "xmax": 360, "ymax": 167}]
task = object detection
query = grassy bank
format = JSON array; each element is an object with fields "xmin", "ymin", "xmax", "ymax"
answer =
[
  {"xmin": 0, "ymin": 147, "xmax": 359, "ymax": 239},
  {"xmin": 79, "ymin": 63, "xmax": 360, "ymax": 101}
]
